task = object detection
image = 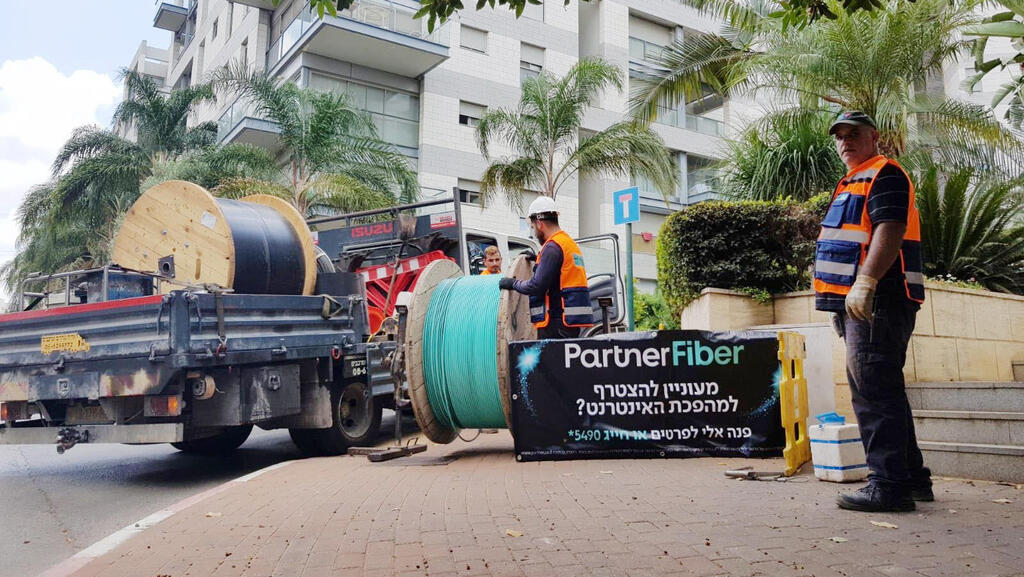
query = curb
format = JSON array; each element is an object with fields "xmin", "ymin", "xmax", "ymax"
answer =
[{"xmin": 34, "ymin": 460, "xmax": 295, "ymax": 577}]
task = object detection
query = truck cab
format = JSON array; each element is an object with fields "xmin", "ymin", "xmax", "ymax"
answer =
[{"xmin": 310, "ymin": 188, "xmax": 627, "ymax": 334}]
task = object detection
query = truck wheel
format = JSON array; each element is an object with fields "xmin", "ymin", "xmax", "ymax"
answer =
[
  {"xmin": 171, "ymin": 425, "xmax": 253, "ymax": 455},
  {"xmin": 309, "ymin": 381, "xmax": 382, "ymax": 456},
  {"xmin": 288, "ymin": 428, "xmax": 323, "ymax": 456}
]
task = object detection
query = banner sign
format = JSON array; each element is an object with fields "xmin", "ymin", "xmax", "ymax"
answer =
[{"xmin": 509, "ymin": 330, "xmax": 785, "ymax": 462}]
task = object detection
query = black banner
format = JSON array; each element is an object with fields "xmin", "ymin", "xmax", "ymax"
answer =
[{"xmin": 508, "ymin": 330, "xmax": 785, "ymax": 461}]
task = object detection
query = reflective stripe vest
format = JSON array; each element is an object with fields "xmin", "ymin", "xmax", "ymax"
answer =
[
  {"xmin": 813, "ymin": 155, "xmax": 925, "ymax": 304},
  {"xmin": 530, "ymin": 231, "xmax": 594, "ymax": 328}
]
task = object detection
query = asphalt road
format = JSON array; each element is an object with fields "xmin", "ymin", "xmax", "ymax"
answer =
[{"xmin": 0, "ymin": 412, "xmax": 408, "ymax": 577}]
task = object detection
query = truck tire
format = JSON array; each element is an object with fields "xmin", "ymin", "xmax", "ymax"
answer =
[
  {"xmin": 171, "ymin": 425, "xmax": 253, "ymax": 455},
  {"xmin": 288, "ymin": 428, "xmax": 323, "ymax": 456},
  {"xmin": 307, "ymin": 381, "xmax": 382, "ymax": 456}
]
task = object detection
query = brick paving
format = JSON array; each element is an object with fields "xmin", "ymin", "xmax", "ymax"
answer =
[{"xmin": 59, "ymin": 433, "xmax": 1023, "ymax": 577}]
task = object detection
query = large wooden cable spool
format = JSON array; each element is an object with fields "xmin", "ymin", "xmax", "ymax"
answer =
[
  {"xmin": 404, "ymin": 256, "xmax": 535, "ymax": 444},
  {"xmin": 111, "ymin": 181, "xmax": 317, "ymax": 295}
]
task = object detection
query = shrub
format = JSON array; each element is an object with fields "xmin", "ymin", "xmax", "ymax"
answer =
[
  {"xmin": 657, "ymin": 198, "xmax": 823, "ymax": 316},
  {"xmin": 634, "ymin": 289, "xmax": 680, "ymax": 330}
]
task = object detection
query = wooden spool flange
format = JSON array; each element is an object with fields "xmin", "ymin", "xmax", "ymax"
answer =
[
  {"xmin": 404, "ymin": 256, "xmax": 536, "ymax": 444},
  {"xmin": 404, "ymin": 259, "xmax": 463, "ymax": 444},
  {"xmin": 110, "ymin": 181, "xmax": 317, "ymax": 295},
  {"xmin": 496, "ymin": 255, "xmax": 537, "ymax": 428}
]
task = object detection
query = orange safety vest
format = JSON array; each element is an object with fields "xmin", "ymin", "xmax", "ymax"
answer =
[
  {"xmin": 530, "ymin": 231, "xmax": 594, "ymax": 328},
  {"xmin": 813, "ymin": 155, "xmax": 925, "ymax": 304},
  {"xmin": 480, "ymin": 269, "xmax": 493, "ymax": 275}
]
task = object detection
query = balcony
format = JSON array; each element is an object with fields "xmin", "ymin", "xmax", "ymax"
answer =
[
  {"xmin": 217, "ymin": 98, "xmax": 281, "ymax": 149},
  {"xmin": 153, "ymin": 0, "xmax": 191, "ymax": 31},
  {"xmin": 651, "ymin": 106, "xmax": 725, "ymax": 138},
  {"xmin": 685, "ymin": 114, "xmax": 724, "ymax": 137},
  {"xmin": 266, "ymin": 0, "xmax": 450, "ymax": 79}
]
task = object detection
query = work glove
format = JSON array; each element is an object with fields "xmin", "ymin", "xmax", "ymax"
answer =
[
  {"xmin": 844, "ymin": 274, "xmax": 877, "ymax": 321},
  {"xmin": 499, "ymin": 277, "xmax": 516, "ymax": 291}
]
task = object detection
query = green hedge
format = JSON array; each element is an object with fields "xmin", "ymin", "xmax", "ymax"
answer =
[{"xmin": 657, "ymin": 195, "xmax": 829, "ymax": 315}]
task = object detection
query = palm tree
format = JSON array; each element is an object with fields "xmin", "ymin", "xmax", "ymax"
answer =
[
  {"xmin": 963, "ymin": 0, "xmax": 1024, "ymax": 129},
  {"xmin": 3, "ymin": 74, "xmax": 254, "ymax": 294},
  {"xmin": 113, "ymin": 69, "xmax": 217, "ymax": 163},
  {"xmin": 212, "ymin": 63, "xmax": 418, "ymax": 218},
  {"xmin": 475, "ymin": 58, "xmax": 677, "ymax": 206},
  {"xmin": 915, "ymin": 164, "xmax": 1024, "ymax": 293},
  {"xmin": 720, "ymin": 108, "xmax": 845, "ymax": 201},
  {"xmin": 143, "ymin": 143, "xmax": 279, "ymax": 191},
  {"xmin": 631, "ymin": 0, "xmax": 1024, "ymax": 180}
]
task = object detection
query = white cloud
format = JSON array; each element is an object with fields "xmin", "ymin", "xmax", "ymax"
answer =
[{"xmin": 0, "ymin": 57, "xmax": 120, "ymax": 296}]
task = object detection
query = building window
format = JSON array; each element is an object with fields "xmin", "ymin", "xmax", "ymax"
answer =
[
  {"xmin": 460, "ymin": 25, "xmax": 488, "ymax": 53},
  {"xmin": 211, "ymin": 18, "xmax": 218, "ymax": 41},
  {"xmin": 307, "ymin": 72, "xmax": 420, "ymax": 150},
  {"xmin": 687, "ymin": 154, "xmax": 721, "ymax": 202},
  {"xmin": 458, "ymin": 179, "xmax": 482, "ymax": 205},
  {"xmin": 459, "ymin": 101, "xmax": 486, "ymax": 127},
  {"xmin": 239, "ymin": 38, "xmax": 248, "ymax": 66},
  {"xmin": 629, "ymin": 37, "xmax": 668, "ymax": 64},
  {"xmin": 629, "ymin": 14, "xmax": 672, "ymax": 56},
  {"xmin": 520, "ymin": 42, "xmax": 544, "ymax": 84},
  {"xmin": 633, "ymin": 152, "xmax": 687, "ymax": 204}
]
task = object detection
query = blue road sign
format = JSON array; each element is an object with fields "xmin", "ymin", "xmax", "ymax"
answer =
[{"xmin": 613, "ymin": 186, "xmax": 640, "ymax": 225}]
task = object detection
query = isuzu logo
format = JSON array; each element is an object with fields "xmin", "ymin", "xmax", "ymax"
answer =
[
  {"xmin": 350, "ymin": 223, "xmax": 393, "ymax": 238},
  {"xmin": 56, "ymin": 379, "xmax": 71, "ymax": 398}
]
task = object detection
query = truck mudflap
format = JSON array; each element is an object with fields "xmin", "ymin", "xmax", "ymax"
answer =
[{"xmin": 0, "ymin": 423, "xmax": 183, "ymax": 446}]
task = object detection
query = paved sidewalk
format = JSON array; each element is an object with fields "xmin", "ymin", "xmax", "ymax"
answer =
[{"xmin": 55, "ymin": 433, "xmax": 1023, "ymax": 577}]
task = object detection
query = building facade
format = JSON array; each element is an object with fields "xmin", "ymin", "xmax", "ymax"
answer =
[{"xmin": 141, "ymin": 0, "xmax": 737, "ymax": 289}]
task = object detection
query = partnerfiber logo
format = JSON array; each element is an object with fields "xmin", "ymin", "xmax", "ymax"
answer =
[{"xmin": 564, "ymin": 340, "xmax": 745, "ymax": 369}]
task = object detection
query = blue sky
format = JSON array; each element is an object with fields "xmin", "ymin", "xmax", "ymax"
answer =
[
  {"xmin": 0, "ymin": 1, "xmax": 165, "ymax": 78},
  {"xmin": 0, "ymin": 1, "xmax": 170, "ymax": 298}
]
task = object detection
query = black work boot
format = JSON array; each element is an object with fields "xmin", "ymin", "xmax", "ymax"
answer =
[
  {"xmin": 837, "ymin": 484, "xmax": 915, "ymax": 512},
  {"xmin": 911, "ymin": 468, "xmax": 934, "ymax": 501},
  {"xmin": 911, "ymin": 486, "xmax": 934, "ymax": 502}
]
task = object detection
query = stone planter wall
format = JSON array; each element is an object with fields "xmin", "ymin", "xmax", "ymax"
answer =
[{"xmin": 679, "ymin": 284, "xmax": 1024, "ymax": 421}]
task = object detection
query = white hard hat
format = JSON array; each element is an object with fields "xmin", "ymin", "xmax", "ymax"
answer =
[{"xmin": 527, "ymin": 196, "xmax": 558, "ymax": 220}]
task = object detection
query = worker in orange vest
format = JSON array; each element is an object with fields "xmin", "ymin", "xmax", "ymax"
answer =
[
  {"xmin": 499, "ymin": 197, "xmax": 593, "ymax": 339},
  {"xmin": 816, "ymin": 111, "xmax": 930, "ymax": 513},
  {"xmin": 479, "ymin": 245, "xmax": 502, "ymax": 275}
]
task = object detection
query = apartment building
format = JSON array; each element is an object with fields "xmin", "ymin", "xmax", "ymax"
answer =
[{"xmin": 142, "ymin": 0, "xmax": 737, "ymax": 288}]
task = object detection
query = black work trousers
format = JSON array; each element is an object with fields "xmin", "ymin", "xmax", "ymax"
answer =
[
  {"xmin": 836, "ymin": 281, "xmax": 930, "ymax": 493},
  {"xmin": 537, "ymin": 317, "xmax": 581, "ymax": 340}
]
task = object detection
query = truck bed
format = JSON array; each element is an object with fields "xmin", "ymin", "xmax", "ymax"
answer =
[{"xmin": 0, "ymin": 291, "xmax": 370, "ymax": 403}]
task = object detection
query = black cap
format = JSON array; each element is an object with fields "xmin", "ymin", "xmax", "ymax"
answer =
[{"xmin": 829, "ymin": 110, "xmax": 876, "ymax": 134}]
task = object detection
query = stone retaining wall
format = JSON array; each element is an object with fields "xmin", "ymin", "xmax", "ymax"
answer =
[{"xmin": 680, "ymin": 283, "xmax": 1024, "ymax": 420}]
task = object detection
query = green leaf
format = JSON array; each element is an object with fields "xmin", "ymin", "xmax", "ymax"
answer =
[{"xmin": 962, "ymin": 21, "xmax": 1024, "ymax": 39}]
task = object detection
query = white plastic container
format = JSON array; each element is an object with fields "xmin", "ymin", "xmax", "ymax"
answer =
[{"xmin": 809, "ymin": 420, "xmax": 869, "ymax": 482}]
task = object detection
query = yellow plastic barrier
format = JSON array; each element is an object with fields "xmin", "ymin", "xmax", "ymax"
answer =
[{"xmin": 777, "ymin": 331, "xmax": 810, "ymax": 476}]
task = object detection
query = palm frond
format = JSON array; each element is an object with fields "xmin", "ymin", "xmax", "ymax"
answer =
[
  {"xmin": 915, "ymin": 163, "xmax": 1024, "ymax": 293},
  {"xmin": 629, "ymin": 33, "xmax": 750, "ymax": 125},
  {"xmin": 479, "ymin": 157, "xmax": 545, "ymax": 208},
  {"xmin": 719, "ymin": 108, "xmax": 845, "ymax": 201},
  {"xmin": 561, "ymin": 123, "xmax": 677, "ymax": 200}
]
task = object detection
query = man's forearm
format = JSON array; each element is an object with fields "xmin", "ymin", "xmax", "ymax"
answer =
[{"xmin": 860, "ymin": 222, "xmax": 905, "ymax": 280}]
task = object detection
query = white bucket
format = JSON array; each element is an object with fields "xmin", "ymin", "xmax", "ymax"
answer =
[{"xmin": 809, "ymin": 420, "xmax": 868, "ymax": 482}]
